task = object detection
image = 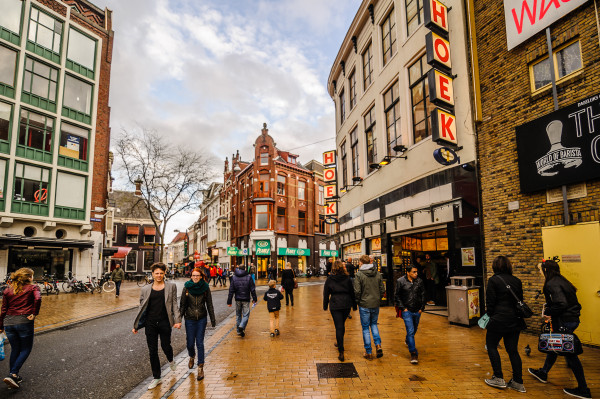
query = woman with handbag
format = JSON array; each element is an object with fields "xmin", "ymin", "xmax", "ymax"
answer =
[
  {"xmin": 484, "ymin": 256, "xmax": 526, "ymax": 393},
  {"xmin": 528, "ymin": 260, "xmax": 591, "ymax": 399},
  {"xmin": 281, "ymin": 262, "xmax": 296, "ymax": 306}
]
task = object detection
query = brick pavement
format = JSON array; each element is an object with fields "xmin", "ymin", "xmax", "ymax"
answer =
[{"xmin": 130, "ymin": 283, "xmax": 599, "ymax": 399}]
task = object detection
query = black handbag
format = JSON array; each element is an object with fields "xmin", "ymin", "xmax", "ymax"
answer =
[{"xmin": 496, "ymin": 275, "xmax": 533, "ymax": 318}]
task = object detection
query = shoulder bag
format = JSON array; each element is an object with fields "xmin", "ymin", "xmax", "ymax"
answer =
[
  {"xmin": 496, "ymin": 275, "xmax": 533, "ymax": 318},
  {"xmin": 478, "ymin": 313, "xmax": 490, "ymax": 329}
]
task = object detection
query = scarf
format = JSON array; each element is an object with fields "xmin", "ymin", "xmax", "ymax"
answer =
[{"xmin": 184, "ymin": 279, "xmax": 209, "ymax": 296}]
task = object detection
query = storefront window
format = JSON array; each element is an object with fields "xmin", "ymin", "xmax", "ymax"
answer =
[
  {"xmin": 8, "ymin": 248, "xmax": 72, "ymax": 278},
  {"xmin": 143, "ymin": 250, "xmax": 155, "ymax": 271}
]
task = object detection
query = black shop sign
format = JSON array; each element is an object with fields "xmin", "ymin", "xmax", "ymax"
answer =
[{"xmin": 515, "ymin": 93, "xmax": 600, "ymax": 193}]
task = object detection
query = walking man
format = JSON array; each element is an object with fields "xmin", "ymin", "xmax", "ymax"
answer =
[
  {"xmin": 395, "ymin": 265, "xmax": 426, "ymax": 364},
  {"xmin": 227, "ymin": 265, "xmax": 257, "ymax": 337},
  {"xmin": 133, "ymin": 263, "xmax": 181, "ymax": 390},
  {"xmin": 110, "ymin": 263, "xmax": 125, "ymax": 297},
  {"xmin": 422, "ymin": 254, "xmax": 438, "ymax": 305},
  {"xmin": 354, "ymin": 255, "xmax": 385, "ymax": 360}
]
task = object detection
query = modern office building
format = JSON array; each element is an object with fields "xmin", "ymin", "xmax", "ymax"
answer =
[{"xmin": 0, "ymin": 0, "xmax": 113, "ymax": 278}]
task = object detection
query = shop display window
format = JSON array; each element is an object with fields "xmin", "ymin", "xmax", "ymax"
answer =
[{"xmin": 8, "ymin": 248, "xmax": 72, "ymax": 278}]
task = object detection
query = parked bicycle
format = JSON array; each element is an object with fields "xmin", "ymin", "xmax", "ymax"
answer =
[
  {"xmin": 0, "ymin": 275, "xmax": 11, "ymax": 296},
  {"xmin": 62, "ymin": 272, "xmax": 89, "ymax": 293},
  {"xmin": 85, "ymin": 276, "xmax": 102, "ymax": 294},
  {"xmin": 39, "ymin": 274, "xmax": 60, "ymax": 296},
  {"xmin": 136, "ymin": 272, "xmax": 153, "ymax": 287}
]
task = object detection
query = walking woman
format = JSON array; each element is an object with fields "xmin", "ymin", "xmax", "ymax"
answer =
[
  {"xmin": 179, "ymin": 268, "xmax": 216, "ymax": 381},
  {"xmin": 0, "ymin": 268, "xmax": 41, "ymax": 389},
  {"xmin": 484, "ymin": 256, "xmax": 526, "ymax": 393},
  {"xmin": 133, "ymin": 263, "xmax": 181, "ymax": 390},
  {"xmin": 323, "ymin": 260, "xmax": 356, "ymax": 362},
  {"xmin": 528, "ymin": 260, "xmax": 591, "ymax": 399},
  {"xmin": 281, "ymin": 262, "xmax": 296, "ymax": 306}
]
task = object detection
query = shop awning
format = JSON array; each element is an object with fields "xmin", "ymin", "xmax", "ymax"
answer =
[
  {"xmin": 111, "ymin": 246, "xmax": 132, "ymax": 259},
  {"xmin": 102, "ymin": 247, "xmax": 119, "ymax": 257},
  {"xmin": 144, "ymin": 226, "xmax": 156, "ymax": 235},
  {"xmin": 127, "ymin": 226, "xmax": 139, "ymax": 235},
  {"xmin": 0, "ymin": 235, "xmax": 94, "ymax": 249}
]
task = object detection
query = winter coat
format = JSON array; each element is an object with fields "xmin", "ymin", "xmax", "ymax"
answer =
[
  {"xmin": 485, "ymin": 273, "xmax": 525, "ymax": 332},
  {"xmin": 227, "ymin": 268, "xmax": 257, "ymax": 304},
  {"xmin": 263, "ymin": 288, "xmax": 284, "ymax": 312},
  {"xmin": 0, "ymin": 284, "xmax": 42, "ymax": 330},
  {"xmin": 323, "ymin": 274, "xmax": 357, "ymax": 311},
  {"xmin": 281, "ymin": 269, "xmax": 296, "ymax": 291},
  {"xmin": 394, "ymin": 275, "xmax": 426, "ymax": 312},
  {"xmin": 179, "ymin": 287, "xmax": 216, "ymax": 327},
  {"xmin": 543, "ymin": 276, "xmax": 581, "ymax": 324},
  {"xmin": 111, "ymin": 267, "xmax": 125, "ymax": 282},
  {"xmin": 353, "ymin": 264, "xmax": 385, "ymax": 309}
]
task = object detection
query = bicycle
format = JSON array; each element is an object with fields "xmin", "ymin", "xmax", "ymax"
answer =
[
  {"xmin": 85, "ymin": 276, "xmax": 102, "ymax": 294},
  {"xmin": 40, "ymin": 274, "xmax": 60, "ymax": 296},
  {"xmin": 0, "ymin": 275, "xmax": 11, "ymax": 297},
  {"xmin": 136, "ymin": 272, "xmax": 153, "ymax": 287}
]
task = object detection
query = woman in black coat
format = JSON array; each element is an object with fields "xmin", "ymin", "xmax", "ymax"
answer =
[
  {"xmin": 484, "ymin": 256, "xmax": 526, "ymax": 392},
  {"xmin": 280, "ymin": 262, "xmax": 296, "ymax": 306},
  {"xmin": 323, "ymin": 260, "xmax": 356, "ymax": 362},
  {"xmin": 528, "ymin": 260, "xmax": 590, "ymax": 399}
]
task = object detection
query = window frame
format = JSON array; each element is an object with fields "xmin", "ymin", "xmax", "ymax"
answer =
[
  {"xmin": 529, "ymin": 40, "xmax": 583, "ymax": 93},
  {"xmin": 58, "ymin": 122, "xmax": 90, "ymax": 171},
  {"xmin": 276, "ymin": 206, "xmax": 286, "ymax": 232},
  {"xmin": 22, "ymin": 56, "xmax": 59, "ymax": 112},
  {"xmin": 62, "ymin": 73, "xmax": 94, "ymax": 124},
  {"xmin": 348, "ymin": 69, "xmax": 357, "ymax": 110},
  {"xmin": 350, "ymin": 127, "xmax": 360, "ymax": 179},
  {"xmin": 0, "ymin": 0, "xmax": 24, "ymax": 44},
  {"xmin": 298, "ymin": 210, "xmax": 306, "ymax": 234},
  {"xmin": 339, "ymin": 88, "xmax": 346, "ymax": 124},
  {"xmin": 126, "ymin": 250, "xmax": 137, "ymax": 272},
  {"xmin": 364, "ymin": 106, "xmax": 378, "ymax": 173},
  {"xmin": 383, "ymin": 80, "xmax": 401, "ymax": 155},
  {"xmin": 298, "ymin": 179, "xmax": 306, "ymax": 201},
  {"xmin": 259, "ymin": 172, "xmax": 269, "ymax": 194},
  {"xmin": 12, "ymin": 162, "xmax": 51, "ymax": 213},
  {"xmin": 255, "ymin": 204, "xmax": 270, "ymax": 230},
  {"xmin": 276, "ymin": 174, "xmax": 286, "ymax": 195},
  {"xmin": 0, "ymin": 44, "xmax": 18, "ymax": 98},
  {"xmin": 27, "ymin": 6, "xmax": 63, "ymax": 64},
  {"xmin": 260, "ymin": 151, "xmax": 269, "ymax": 166},
  {"xmin": 17, "ymin": 108, "xmax": 54, "ymax": 163},
  {"xmin": 340, "ymin": 140, "xmax": 348, "ymax": 188},
  {"xmin": 66, "ymin": 26, "xmax": 97, "ymax": 79},
  {"xmin": 126, "ymin": 233, "xmax": 138, "ymax": 244},
  {"xmin": 381, "ymin": 8, "xmax": 397, "ymax": 66},
  {"xmin": 142, "ymin": 250, "xmax": 155, "ymax": 271},
  {"xmin": 406, "ymin": 0, "xmax": 424, "ymax": 37},
  {"xmin": 53, "ymin": 170, "xmax": 87, "ymax": 220},
  {"xmin": 0, "ymin": 101, "xmax": 14, "ymax": 154},
  {"xmin": 408, "ymin": 55, "xmax": 433, "ymax": 144},
  {"xmin": 362, "ymin": 41, "xmax": 373, "ymax": 90}
]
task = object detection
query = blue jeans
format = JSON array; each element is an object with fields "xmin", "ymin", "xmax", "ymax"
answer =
[
  {"xmin": 115, "ymin": 281, "xmax": 122, "ymax": 296},
  {"xmin": 235, "ymin": 301, "xmax": 251, "ymax": 330},
  {"xmin": 401, "ymin": 310, "xmax": 421, "ymax": 355},
  {"xmin": 358, "ymin": 307, "xmax": 381, "ymax": 354},
  {"xmin": 5, "ymin": 322, "xmax": 35, "ymax": 375},
  {"xmin": 185, "ymin": 317, "xmax": 208, "ymax": 365}
]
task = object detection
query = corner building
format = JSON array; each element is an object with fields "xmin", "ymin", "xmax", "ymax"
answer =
[
  {"xmin": 473, "ymin": 0, "xmax": 600, "ymax": 343},
  {"xmin": 0, "ymin": 0, "xmax": 113, "ymax": 278},
  {"xmin": 328, "ymin": 0, "xmax": 482, "ymax": 305}
]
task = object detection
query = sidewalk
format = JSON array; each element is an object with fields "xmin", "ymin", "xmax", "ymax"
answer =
[{"xmin": 131, "ymin": 283, "xmax": 599, "ymax": 399}]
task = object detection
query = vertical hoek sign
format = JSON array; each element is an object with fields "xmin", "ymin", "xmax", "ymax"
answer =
[{"xmin": 504, "ymin": 0, "xmax": 588, "ymax": 51}]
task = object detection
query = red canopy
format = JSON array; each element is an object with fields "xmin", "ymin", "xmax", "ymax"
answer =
[{"xmin": 112, "ymin": 246, "xmax": 132, "ymax": 259}]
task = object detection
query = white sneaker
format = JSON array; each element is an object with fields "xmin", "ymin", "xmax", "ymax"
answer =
[
  {"xmin": 147, "ymin": 378, "xmax": 162, "ymax": 390},
  {"xmin": 169, "ymin": 361, "xmax": 177, "ymax": 372}
]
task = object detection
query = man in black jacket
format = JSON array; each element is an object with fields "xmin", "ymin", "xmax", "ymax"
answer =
[
  {"xmin": 394, "ymin": 266, "xmax": 426, "ymax": 364},
  {"xmin": 227, "ymin": 266, "xmax": 257, "ymax": 337}
]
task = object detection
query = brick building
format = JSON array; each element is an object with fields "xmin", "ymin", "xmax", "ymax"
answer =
[
  {"xmin": 473, "ymin": 0, "xmax": 600, "ymax": 343},
  {"xmin": 225, "ymin": 124, "xmax": 329, "ymax": 278},
  {"xmin": 0, "ymin": 0, "xmax": 113, "ymax": 279}
]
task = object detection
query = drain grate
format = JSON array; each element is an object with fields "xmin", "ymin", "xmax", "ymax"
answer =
[{"xmin": 316, "ymin": 363, "xmax": 359, "ymax": 379}]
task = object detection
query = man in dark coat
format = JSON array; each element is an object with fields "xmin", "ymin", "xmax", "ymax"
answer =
[
  {"xmin": 227, "ymin": 266, "xmax": 257, "ymax": 337},
  {"xmin": 395, "ymin": 265, "xmax": 426, "ymax": 364}
]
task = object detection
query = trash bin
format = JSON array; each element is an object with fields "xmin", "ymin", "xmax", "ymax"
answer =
[{"xmin": 446, "ymin": 276, "xmax": 481, "ymax": 326}]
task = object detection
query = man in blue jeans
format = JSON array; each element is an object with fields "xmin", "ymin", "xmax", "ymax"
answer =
[
  {"xmin": 395, "ymin": 265, "xmax": 426, "ymax": 364},
  {"xmin": 353, "ymin": 255, "xmax": 385, "ymax": 359},
  {"xmin": 227, "ymin": 266, "xmax": 257, "ymax": 337}
]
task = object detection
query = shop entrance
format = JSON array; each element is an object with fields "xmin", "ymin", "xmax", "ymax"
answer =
[
  {"xmin": 542, "ymin": 222, "xmax": 600, "ymax": 346},
  {"xmin": 257, "ymin": 256, "xmax": 269, "ymax": 279},
  {"xmin": 8, "ymin": 248, "xmax": 73, "ymax": 279}
]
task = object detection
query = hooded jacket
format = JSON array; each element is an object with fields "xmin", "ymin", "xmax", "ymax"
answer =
[
  {"xmin": 394, "ymin": 275, "xmax": 426, "ymax": 312},
  {"xmin": 353, "ymin": 264, "xmax": 385, "ymax": 309},
  {"xmin": 263, "ymin": 287, "xmax": 284, "ymax": 312},
  {"xmin": 323, "ymin": 274, "xmax": 357, "ymax": 311},
  {"xmin": 543, "ymin": 276, "xmax": 581, "ymax": 324},
  {"xmin": 227, "ymin": 267, "xmax": 257, "ymax": 304}
]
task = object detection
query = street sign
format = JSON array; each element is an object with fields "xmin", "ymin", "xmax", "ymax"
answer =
[{"xmin": 90, "ymin": 218, "xmax": 102, "ymax": 222}]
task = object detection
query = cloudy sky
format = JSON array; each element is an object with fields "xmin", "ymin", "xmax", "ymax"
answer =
[{"xmin": 92, "ymin": 0, "xmax": 362, "ymax": 242}]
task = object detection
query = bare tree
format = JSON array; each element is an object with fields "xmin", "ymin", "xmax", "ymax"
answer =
[{"xmin": 115, "ymin": 127, "xmax": 215, "ymax": 261}]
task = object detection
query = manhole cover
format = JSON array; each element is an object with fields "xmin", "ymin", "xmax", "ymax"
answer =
[
  {"xmin": 316, "ymin": 363, "xmax": 359, "ymax": 379},
  {"xmin": 409, "ymin": 375, "xmax": 427, "ymax": 381}
]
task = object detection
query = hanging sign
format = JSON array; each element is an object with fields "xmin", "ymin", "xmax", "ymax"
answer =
[
  {"xmin": 424, "ymin": 0, "xmax": 449, "ymax": 37},
  {"xmin": 324, "ymin": 201, "xmax": 337, "ymax": 217},
  {"xmin": 324, "ymin": 217, "xmax": 338, "ymax": 224},
  {"xmin": 323, "ymin": 167, "xmax": 336, "ymax": 182},
  {"xmin": 426, "ymin": 31, "xmax": 452, "ymax": 73},
  {"xmin": 320, "ymin": 249, "xmax": 339, "ymax": 257},
  {"xmin": 431, "ymin": 108, "xmax": 457, "ymax": 146},
  {"xmin": 323, "ymin": 150, "xmax": 337, "ymax": 166},
  {"xmin": 433, "ymin": 147, "xmax": 460, "ymax": 165},
  {"xmin": 324, "ymin": 184, "xmax": 337, "ymax": 199},
  {"xmin": 255, "ymin": 240, "xmax": 271, "ymax": 255},
  {"xmin": 428, "ymin": 69, "xmax": 454, "ymax": 107}
]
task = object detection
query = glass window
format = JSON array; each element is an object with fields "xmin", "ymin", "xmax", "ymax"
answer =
[
  {"xmin": 28, "ymin": 7, "xmax": 62, "ymax": 54},
  {"xmin": 59, "ymin": 123, "xmax": 88, "ymax": 161},
  {"xmin": 298, "ymin": 211, "xmax": 306, "ymax": 233},
  {"xmin": 319, "ymin": 214, "xmax": 325, "ymax": 234},
  {"xmin": 381, "ymin": 8, "xmax": 397, "ymax": 66},
  {"xmin": 277, "ymin": 207, "xmax": 286, "ymax": 231},
  {"xmin": 247, "ymin": 177, "xmax": 252, "ymax": 197},
  {"xmin": 340, "ymin": 141, "xmax": 348, "ymax": 188},
  {"xmin": 55, "ymin": 172, "xmax": 85, "ymax": 209},
  {"xmin": 318, "ymin": 185, "xmax": 324, "ymax": 205},
  {"xmin": 350, "ymin": 127, "xmax": 359, "ymax": 178},
  {"xmin": 63, "ymin": 75, "xmax": 92, "ymax": 115},
  {"xmin": 298, "ymin": 180, "xmax": 306, "ymax": 200},
  {"xmin": 383, "ymin": 81, "xmax": 401, "ymax": 155},
  {"xmin": 556, "ymin": 41, "xmax": 582, "ymax": 79},
  {"xmin": 406, "ymin": 0, "xmax": 424, "ymax": 36},
  {"xmin": 126, "ymin": 233, "xmax": 138, "ymax": 243},
  {"xmin": 0, "ymin": 45, "xmax": 18, "ymax": 89},
  {"xmin": 339, "ymin": 89, "xmax": 345, "ymax": 124},
  {"xmin": 0, "ymin": 0, "xmax": 23, "ymax": 34},
  {"xmin": 277, "ymin": 174, "xmax": 285, "ymax": 195},
  {"xmin": 409, "ymin": 55, "xmax": 434, "ymax": 143},
  {"xmin": 23, "ymin": 57, "xmax": 58, "ymax": 103},
  {"xmin": 362, "ymin": 42, "xmax": 373, "ymax": 89},
  {"xmin": 532, "ymin": 58, "xmax": 551, "ymax": 91},
  {"xmin": 0, "ymin": 158, "xmax": 6, "ymax": 200},
  {"xmin": 255, "ymin": 204, "xmax": 269, "ymax": 230},
  {"xmin": 19, "ymin": 109, "xmax": 53, "ymax": 152},
  {"xmin": 144, "ymin": 234, "xmax": 155, "ymax": 244},
  {"xmin": 126, "ymin": 251, "xmax": 137, "ymax": 272},
  {"xmin": 365, "ymin": 106, "xmax": 378, "ymax": 172},
  {"xmin": 349, "ymin": 71, "xmax": 356, "ymax": 110},
  {"xmin": 0, "ymin": 102, "xmax": 11, "ymax": 142},
  {"xmin": 260, "ymin": 152, "xmax": 269, "ymax": 165},
  {"xmin": 259, "ymin": 173, "xmax": 269, "ymax": 193},
  {"xmin": 67, "ymin": 28, "xmax": 95, "ymax": 70},
  {"xmin": 143, "ymin": 251, "xmax": 155, "ymax": 271},
  {"xmin": 13, "ymin": 162, "xmax": 49, "ymax": 203}
]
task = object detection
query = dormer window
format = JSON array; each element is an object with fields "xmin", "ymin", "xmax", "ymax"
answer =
[{"xmin": 289, "ymin": 156, "xmax": 296, "ymax": 164}]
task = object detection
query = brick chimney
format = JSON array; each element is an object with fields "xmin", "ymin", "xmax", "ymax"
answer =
[{"xmin": 134, "ymin": 176, "xmax": 143, "ymax": 196}]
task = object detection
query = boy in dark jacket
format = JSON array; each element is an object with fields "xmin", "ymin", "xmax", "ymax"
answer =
[
  {"xmin": 394, "ymin": 265, "xmax": 426, "ymax": 364},
  {"xmin": 263, "ymin": 280, "xmax": 284, "ymax": 337},
  {"xmin": 227, "ymin": 266, "xmax": 257, "ymax": 337}
]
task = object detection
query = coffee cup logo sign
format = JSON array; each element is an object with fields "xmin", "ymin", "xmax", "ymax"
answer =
[{"xmin": 516, "ymin": 93, "xmax": 600, "ymax": 193}]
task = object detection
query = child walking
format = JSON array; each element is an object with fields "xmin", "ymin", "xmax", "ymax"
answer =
[{"xmin": 263, "ymin": 280, "xmax": 283, "ymax": 337}]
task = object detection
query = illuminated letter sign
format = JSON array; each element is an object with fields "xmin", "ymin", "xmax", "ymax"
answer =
[
  {"xmin": 431, "ymin": 108, "xmax": 457, "ymax": 146},
  {"xmin": 324, "ymin": 201, "xmax": 337, "ymax": 216},
  {"xmin": 427, "ymin": 69, "xmax": 454, "ymax": 107},
  {"xmin": 323, "ymin": 150, "xmax": 336, "ymax": 166},
  {"xmin": 323, "ymin": 167, "xmax": 336, "ymax": 182},
  {"xmin": 426, "ymin": 32, "xmax": 452, "ymax": 72},
  {"xmin": 424, "ymin": 0, "xmax": 449, "ymax": 37},
  {"xmin": 324, "ymin": 184, "xmax": 337, "ymax": 199}
]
